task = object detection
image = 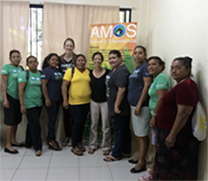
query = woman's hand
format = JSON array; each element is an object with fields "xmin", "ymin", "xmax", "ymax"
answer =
[
  {"xmin": 114, "ymin": 106, "xmax": 121, "ymax": 114},
  {"xmin": 165, "ymin": 134, "xmax": 176, "ymax": 148},
  {"xmin": 150, "ymin": 116, "xmax": 156, "ymax": 129},
  {"xmin": 20, "ymin": 105, "xmax": 26, "ymax": 114},
  {"xmin": 45, "ymin": 98, "xmax": 51, "ymax": 107},
  {"xmin": 134, "ymin": 105, "xmax": 141, "ymax": 116},
  {"xmin": 63, "ymin": 100, "xmax": 69, "ymax": 110},
  {"xmin": 3, "ymin": 99, "xmax": 9, "ymax": 108}
]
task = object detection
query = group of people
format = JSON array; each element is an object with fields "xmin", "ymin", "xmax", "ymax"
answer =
[{"xmin": 1, "ymin": 37, "xmax": 200, "ymax": 180}]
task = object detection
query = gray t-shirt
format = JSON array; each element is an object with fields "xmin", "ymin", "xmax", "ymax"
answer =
[{"xmin": 105, "ymin": 64, "xmax": 130, "ymax": 116}]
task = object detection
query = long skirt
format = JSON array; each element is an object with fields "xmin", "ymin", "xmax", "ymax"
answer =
[{"xmin": 153, "ymin": 126, "xmax": 200, "ymax": 180}]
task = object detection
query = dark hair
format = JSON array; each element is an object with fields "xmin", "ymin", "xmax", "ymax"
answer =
[
  {"xmin": 42, "ymin": 53, "xmax": 61, "ymax": 70},
  {"xmin": 109, "ymin": 50, "xmax": 122, "ymax": 58},
  {"xmin": 9, "ymin": 50, "xmax": 20, "ymax": 58},
  {"xmin": 173, "ymin": 56, "xmax": 192, "ymax": 75},
  {"xmin": 134, "ymin": 45, "xmax": 147, "ymax": 55},
  {"xmin": 74, "ymin": 54, "xmax": 87, "ymax": 66},
  {"xmin": 92, "ymin": 52, "xmax": 104, "ymax": 61},
  {"xmin": 26, "ymin": 55, "xmax": 37, "ymax": 64},
  {"xmin": 147, "ymin": 56, "xmax": 165, "ymax": 71}
]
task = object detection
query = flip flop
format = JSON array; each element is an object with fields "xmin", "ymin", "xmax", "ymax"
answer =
[
  {"xmin": 103, "ymin": 155, "xmax": 120, "ymax": 162},
  {"xmin": 102, "ymin": 150, "xmax": 110, "ymax": 156},
  {"xmin": 88, "ymin": 148, "xmax": 96, "ymax": 154}
]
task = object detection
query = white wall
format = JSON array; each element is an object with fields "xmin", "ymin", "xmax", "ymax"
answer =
[{"xmin": 139, "ymin": 0, "xmax": 208, "ymax": 180}]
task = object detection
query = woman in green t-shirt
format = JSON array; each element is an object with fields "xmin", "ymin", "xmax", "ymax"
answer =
[
  {"xmin": 1, "ymin": 50, "xmax": 24, "ymax": 154},
  {"xmin": 138, "ymin": 56, "xmax": 170, "ymax": 181},
  {"xmin": 18, "ymin": 56, "xmax": 42, "ymax": 156}
]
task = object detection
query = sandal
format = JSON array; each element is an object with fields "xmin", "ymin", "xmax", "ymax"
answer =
[
  {"xmin": 48, "ymin": 140, "xmax": 62, "ymax": 151},
  {"xmin": 103, "ymin": 155, "xmax": 120, "ymax": 162},
  {"xmin": 102, "ymin": 150, "xmax": 110, "ymax": 156},
  {"xmin": 88, "ymin": 148, "xmax": 96, "ymax": 154},
  {"xmin": 78, "ymin": 144, "xmax": 86, "ymax": 152},
  {"xmin": 71, "ymin": 146, "xmax": 83, "ymax": 156}
]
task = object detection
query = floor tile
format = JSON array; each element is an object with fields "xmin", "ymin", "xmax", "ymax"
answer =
[
  {"xmin": 110, "ymin": 166, "xmax": 145, "ymax": 181},
  {"xmin": 0, "ymin": 155, "xmax": 23, "ymax": 169},
  {"xmin": 0, "ymin": 168, "xmax": 16, "ymax": 181},
  {"xmin": 79, "ymin": 154, "xmax": 108, "ymax": 167},
  {"xmin": 80, "ymin": 167, "xmax": 113, "ymax": 181},
  {"xmin": 46, "ymin": 168, "xmax": 79, "ymax": 181},
  {"xmin": 19, "ymin": 155, "xmax": 51, "ymax": 168},
  {"xmin": 12, "ymin": 168, "xmax": 47, "ymax": 181},
  {"xmin": 50, "ymin": 155, "xmax": 78, "ymax": 168}
]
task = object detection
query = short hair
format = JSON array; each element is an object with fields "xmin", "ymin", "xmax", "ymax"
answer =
[
  {"xmin": 92, "ymin": 52, "xmax": 104, "ymax": 61},
  {"xmin": 173, "ymin": 56, "xmax": 192, "ymax": 76},
  {"xmin": 26, "ymin": 55, "xmax": 37, "ymax": 64},
  {"xmin": 109, "ymin": 50, "xmax": 122, "ymax": 58},
  {"xmin": 147, "ymin": 56, "xmax": 165, "ymax": 71},
  {"xmin": 74, "ymin": 54, "xmax": 87, "ymax": 65},
  {"xmin": 9, "ymin": 50, "xmax": 20, "ymax": 58}
]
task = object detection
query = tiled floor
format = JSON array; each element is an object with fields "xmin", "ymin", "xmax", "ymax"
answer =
[{"xmin": 0, "ymin": 141, "xmax": 151, "ymax": 181}]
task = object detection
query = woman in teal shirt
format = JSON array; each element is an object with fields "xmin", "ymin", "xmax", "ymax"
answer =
[
  {"xmin": 1, "ymin": 50, "xmax": 24, "ymax": 154},
  {"xmin": 18, "ymin": 56, "xmax": 42, "ymax": 156}
]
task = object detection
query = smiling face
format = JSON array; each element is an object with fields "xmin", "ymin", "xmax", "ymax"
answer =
[
  {"xmin": 93, "ymin": 54, "xmax": 103, "ymax": 68},
  {"xmin": 108, "ymin": 53, "xmax": 122, "ymax": 69},
  {"xmin": 10, "ymin": 52, "xmax": 21, "ymax": 67},
  {"xmin": 133, "ymin": 47, "xmax": 146, "ymax": 64},
  {"xmin": 48, "ymin": 55, "xmax": 59, "ymax": 69},
  {"xmin": 171, "ymin": 60, "xmax": 190, "ymax": 83},
  {"xmin": 64, "ymin": 40, "xmax": 74, "ymax": 54},
  {"xmin": 27, "ymin": 57, "xmax": 38, "ymax": 71},
  {"xmin": 76, "ymin": 56, "xmax": 86, "ymax": 71},
  {"xmin": 147, "ymin": 58, "xmax": 163, "ymax": 77}
]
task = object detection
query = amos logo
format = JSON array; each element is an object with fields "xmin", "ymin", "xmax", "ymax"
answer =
[
  {"xmin": 113, "ymin": 24, "xmax": 126, "ymax": 38},
  {"xmin": 90, "ymin": 23, "xmax": 136, "ymax": 38}
]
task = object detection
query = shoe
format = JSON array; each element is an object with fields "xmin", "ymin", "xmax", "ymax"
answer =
[
  {"xmin": 138, "ymin": 172, "xmax": 152, "ymax": 181},
  {"xmin": 71, "ymin": 146, "xmax": 83, "ymax": 156},
  {"xmin": 67, "ymin": 139, "xmax": 72, "ymax": 147},
  {"xmin": 35, "ymin": 150, "xmax": 42, "ymax": 156},
  {"xmin": 103, "ymin": 155, "xmax": 120, "ymax": 162},
  {"xmin": 130, "ymin": 165, "xmax": 146, "ymax": 173},
  {"xmin": 102, "ymin": 150, "xmax": 110, "ymax": 156},
  {"xmin": 128, "ymin": 158, "xmax": 138, "ymax": 164},
  {"xmin": 77, "ymin": 143, "xmax": 86, "ymax": 152},
  {"xmin": 48, "ymin": 140, "xmax": 62, "ymax": 151},
  {"xmin": 4, "ymin": 147, "xmax": 19, "ymax": 154},
  {"xmin": 62, "ymin": 137, "xmax": 69, "ymax": 146},
  {"xmin": 11, "ymin": 143, "xmax": 25, "ymax": 147},
  {"xmin": 88, "ymin": 148, "xmax": 96, "ymax": 154}
]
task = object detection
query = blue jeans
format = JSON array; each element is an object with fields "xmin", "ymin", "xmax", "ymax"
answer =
[
  {"xmin": 25, "ymin": 106, "xmax": 42, "ymax": 151},
  {"xmin": 112, "ymin": 114, "xmax": 131, "ymax": 158},
  {"xmin": 70, "ymin": 103, "xmax": 90, "ymax": 147},
  {"xmin": 45, "ymin": 101, "xmax": 60, "ymax": 140}
]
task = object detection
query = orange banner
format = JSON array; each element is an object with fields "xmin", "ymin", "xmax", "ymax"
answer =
[{"xmin": 88, "ymin": 22, "xmax": 137, "ymax": 73}]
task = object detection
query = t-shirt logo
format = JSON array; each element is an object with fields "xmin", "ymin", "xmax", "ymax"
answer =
[
  {"xmin": 13, "ymin": 70, "xmax": 17, "ymax": 73},
  {"xmin": 54, "ymin": 72, "xmax": 62, "ymax": 80}
]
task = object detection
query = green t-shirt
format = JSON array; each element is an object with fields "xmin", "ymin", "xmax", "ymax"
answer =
[
  {"xmin": 18, "ymin": 71, "xmax": 42, "ymax": 109},
  {"xmin": 1, "ymin": 64, "xmax": 23, "ymax": 99},
  {"xmin": 148, "ymin": 73, "xmax": 170, "ymax": 115}
]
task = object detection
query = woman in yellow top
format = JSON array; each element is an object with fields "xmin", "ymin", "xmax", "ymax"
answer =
[{"xmin": 62, "ymin": 54, "xmax": 91, "ymax": 156}]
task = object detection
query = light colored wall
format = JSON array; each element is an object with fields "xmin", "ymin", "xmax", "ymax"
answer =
[{"xmin": 138, "ymin": 0, "xmax": 208, "ymax": 180}]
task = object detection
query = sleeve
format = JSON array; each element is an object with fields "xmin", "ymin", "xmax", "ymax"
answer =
[
  {"xmin": 142, "ymin": 64, "xmax": 151, "ymax": 77},
  {"xmin": 1, "ymin": 65, "xmax": 8, "ymax": 75},
  {"xmin": 114, "ymin": 67, "xmax": 129, "ymax": 87},
  {"xmin": 155, "ymin": 75, "xmax": 169, "ymax": 90},
  {"xmin": 41, "ymin": 68, "xmax": 50, "ymax": 80},
  {"xmin": 63, "ymin": 68, "xmax": 72, "ymax": 82},
  {"xmin": 18, "ymin": 71, "xmax": 27, "ymax": 83},
  {"xmin": 176, "ymin": 83, "xmax": 198, "ymax": 107}
]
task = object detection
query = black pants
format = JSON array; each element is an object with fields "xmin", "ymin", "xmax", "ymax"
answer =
[
  {"xmin": 45, "ymin": 101, "xmax": 60, "ymax": 140},
  {"xmin": 112, "ymin": 114, "xmax": 131, "ymax": 158},
  {"xmin": 70, "ymin": 103, "xmax": 90, "ymax": 148},
  {"xmin": 25, "ymin": 106, "xmax": 42, "ymax": 151}
]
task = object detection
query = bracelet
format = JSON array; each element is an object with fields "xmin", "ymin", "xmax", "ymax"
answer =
[{"xmin": 153, "ymin": 113, "xmax": 157, "ymax": 116}]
